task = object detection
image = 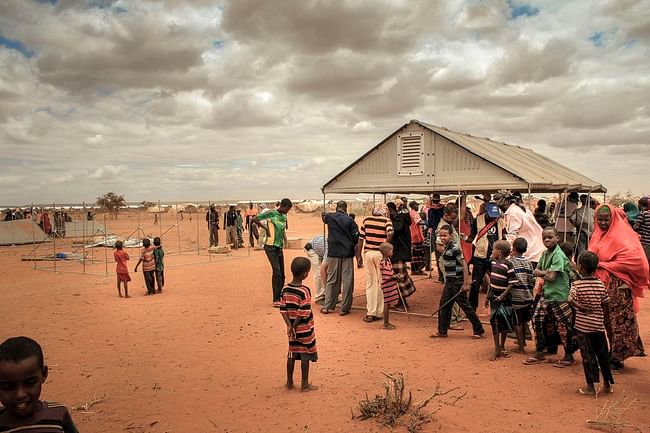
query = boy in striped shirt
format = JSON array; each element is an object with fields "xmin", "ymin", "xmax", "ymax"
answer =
[
  {"xmin": 0, "ymin": 337, "xmax": 79, "ymax": 432},
  {"xmin": 568, "ymin": 251, "xmax": 614, "ymax": 396}
]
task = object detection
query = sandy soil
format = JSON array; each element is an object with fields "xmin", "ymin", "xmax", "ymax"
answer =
[{"xmin": 1, "ymin": 211, "xmax": 649, "ymax": 433}]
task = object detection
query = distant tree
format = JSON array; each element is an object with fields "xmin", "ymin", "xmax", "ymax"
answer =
[
  {"xmin": 141, "ymin": 200, "xmax": 155, "ymax": 209},
  {"xmin": 608, "ymin": 190, "xmax": 639, "ymax": 208},
  {"xmin": 96, "ymin": 192, "xmax": 126, "ymax": 219}
]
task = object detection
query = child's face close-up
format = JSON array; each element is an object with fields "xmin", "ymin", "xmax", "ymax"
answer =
[
  {"xmin": 438, "ymin": 231, "xmax": 451, "ymax": 245},
  {"xmin": 490, "ymin": 249, "xmax": 500, "ymax": 260},
  {"xmin": 382, "ymin": 246, "xmax": 393, "ymax": 258},
  {"xmin": 542, "ymin": 231, "xmax": 559, "ymax": 249},
  {"xmin": 0, "ymin": 356, "xmax": 47, "ymax": 419}
]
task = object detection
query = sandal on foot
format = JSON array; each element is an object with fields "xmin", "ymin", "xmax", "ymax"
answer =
[
  {"xmin": 523, "ymin": 356, "xmax": 545, "ymax": 365},
  {"xmin": 578, "ymin": 387, "xmax": 596, "ymax": 396},
  {"xmin": 363, "ymin": 316, "xmax": 375, "ymax": 323},
  {"xmin": 511, "ymin": 347, "xmax": 526, "ymax": 354},
  {"xmin": 500, "ymin": 350, "xmax": 511, "ymax": 358},
  {"xmin": 320, "ymin": 308, "xmax": 334, "ymax": 314},
  {"xmin": 448, "ymin": 324, "xmax": 464, "ymax": 331},
  {"xmin": 430, "ymin": 333, "xmax": 448, "ymax": 338},
  {"xmin": 553, "ymin": 359, "xmax": 576, "ymax": 368},
  {"xmin": 472, "ymin": 333, "xmax": 487, "ymax": 339}
]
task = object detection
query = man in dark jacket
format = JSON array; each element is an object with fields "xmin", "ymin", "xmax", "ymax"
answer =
[
  {"xmin": 321, "ymin": 201, "xmax": 359, "ymax": 315},
  {"xmin": 206, "ymin": 205, "xmax": 220, "ymax": 247},
  {"xmin": 388, "ymin": 201, "xmax": 416, "ymax": 307}
]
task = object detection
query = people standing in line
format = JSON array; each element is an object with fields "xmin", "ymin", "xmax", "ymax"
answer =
[
  {"xmin": 224, "ymin": 205, "xmax": 239, "ymax": 250},
  {"xmin": 554, "ymin": 192, "xmax": 579, "ymax": 244},
  {"xmin": 153, "ymin": 236, "xmax": 164, "ymax": 294},
  {"xmin": 135, "ymin": 238, "xmax": 156, "ymax": 296},
  {"xmin": 358, "ymin": 204, "xmax": 394, "ymax": 323},
  {"xmin": 570, "ymin": 194, "xmax": 595, "ymax": 260},
  {"xmin": 468, "ymin": 202, "xmax": 503, "ymax": 310},
  {"xmin": 435, "ymin": 203, "xmax": 464, "ymax": 328},
  {"xmin": 304, "ymin": 234, "xmax": 328, "ymax": 305},
  {"xmin": 408, "ymin": 201, "xmax": 426, "ymax": 275},
  {"xmin": 114, "ymin": 240, "xmax": 130, "ymax": 298},
  {"xmin": 568, "ymin": 251, "xmax": 614, "ymax": 396},
  {"xmin": 252, "ymin": 198, "xmax": 293, "ymax": 307},
  {"xmin": 589, "ymin": 204, "xmax": 649, "ymax": 371},
  {"xmin": 320, "ymin": 201, "xmax": 359, "ymax": 316},
  {"xmin": 633, "ymin": 197, "xmax": 650, "ymax": 265},
  {"xmin": 431, "ymin": 225, "xmax": 486, "ymax": 339},
  {"xmin": 388, "ymin": 201, "xmax": 416, "ymax": 309},
  {"xmin": 427, "ymin": 193, "xmax": 445, "ymax": 282},
  {"xmin": 206, "ymin": 204, "xmax": 220, "ymax": 247}
]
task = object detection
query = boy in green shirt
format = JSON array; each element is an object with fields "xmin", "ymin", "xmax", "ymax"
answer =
[
  {"xmin": 253, "ymin": 198, "xmax": 293, "ymax": 306},
  {"xmin": 524, "ymin": 227, "xmax": 578, "ymax": 367}
]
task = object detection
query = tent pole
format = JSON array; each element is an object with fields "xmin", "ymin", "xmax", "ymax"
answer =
[
  {"xmin": 52, "ymin": 202, "xmax": 56, "ymax": 273},
  {"xmin": 104, "ymin": 210, "xmax": 108, "ymax": 276},
  {"xmin": 176, "ymin": 205, "xmax": 182, "ymax": 255},
  {"xmin": 208, "ymin": 200, "xmax": 212, "ymax": 262},
  {"xmin": 322, "ymin": 192, "xmax": 326, "ymax": 240},
  {"xmin": 527, "ymin": 184, "xmax": 532, "ymax": 211},
  {"xmin": 563, "ymin": 190, "xmax": 568, "ymax": 243},
  {"xmin": 158, "ymin": 200, "xmax": 163, "ymax": 240},
  {"xmin": 196, "ymin": 200, "xmax": 200, "ymax": 256},
  {"xmin": 31, "ymin": 203, "xmax": 36, "ymax": 270},
  {"xmin": 82, "ymin": 201, "xmax": 86, "ymax": 274}
]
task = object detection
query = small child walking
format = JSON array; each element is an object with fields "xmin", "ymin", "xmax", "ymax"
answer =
[
  {"xmin": 486, "ymin": 240, "xmax": 517, "ymax": 360},
  {"xmin": 568, "ymin": 251, "xmax": 614, "ymax": 396},
  {"xmin": 114, "ymin": 240, "xmax": 130, "ymax": 298},
  {"xmin": 135, "ymin": 238, "xmax": 156, "ymax": 296},
  {"xmin": 153, "ymin": 237, "xmax": 164, "ymax": 294},
  {"xmin": 0, "ymin": 336, "xmax": 79, "ymax": 433},
  {"xmin": 509, "ymin": 238, "xmax": 535, "ymax": 353},
  {"xmin": 378, "ymin": 242, "xmax": 400, "ymax": 330},
  {"xmin": 280, "ymin": 257, "xmax": 318, "ymax": 392}
]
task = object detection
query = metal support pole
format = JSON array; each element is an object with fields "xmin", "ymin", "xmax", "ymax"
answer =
[
  {"xmin": 104, "ymin": 211, "xmax": 108, "ymax": 276},
  {"xmin": 158, "ymin": 200, "xmax": 163, "ymax": 240},
  {"xmin": 175, "ymin": 205, "xmax": 182, "ymax": 255},
  {"xmin": 196, "ymin": 200, "xmax": 201, "ymax": 256},
  {"xmin": 563, "ymin": 190, "xmax": 568, "ymax": 243},
  {"xmin": 31, "ymin": 203, "xmax": 36, "ymax": 270},
  {"xmin": 82, "ymin": 201, "xmax": 86, "ymax": 274},
  {"xmin": 52, "ymin": 203, "xmax": 57, "ymax": 272}
]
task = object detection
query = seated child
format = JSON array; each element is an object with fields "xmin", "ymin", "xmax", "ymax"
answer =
[
  {"xmin": 486, "ymin": 240, "xmax": 517, "ymax": 361},
  {"xmin": 280, "ymin": 257, "xmax": 318, "ymax": 392},
  {"xmin": 568, "ymin": 251, "xmax": 614, "ymax": 396},
  {"xmin": 378, "ymin": 242, "xmax": 400, "ymax": 330},
  {"xmin": 0, "ymin": 336, "xmax": 79, "ymax": 432},
  {"xmin": 509, "ymin": 238, "xmax": 535, "ymax": 353}
]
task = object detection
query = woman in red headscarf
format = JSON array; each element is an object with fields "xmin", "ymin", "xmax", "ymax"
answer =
[{"xmin": 589, "ymin": 204, "xmax": 649, "ymax": 370}]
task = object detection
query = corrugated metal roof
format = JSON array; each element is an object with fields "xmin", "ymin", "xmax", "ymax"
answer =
[
  {"xmin": 322, "ymin": 120, "xmax": 605, "ymax": 194},
  {"xmin": 417, "ymin": 121, "xmax": 605, "ymax": 192}
]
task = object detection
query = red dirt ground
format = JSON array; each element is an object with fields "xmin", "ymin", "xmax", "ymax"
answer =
[{"xmin": 1, "ymin": 211, "xmax": 649, "ymax": 433}]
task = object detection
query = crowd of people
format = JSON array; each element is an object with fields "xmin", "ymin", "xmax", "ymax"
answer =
[{"xmin": 275, "ymin": 191, "xmax": 649, "ymax": 394}]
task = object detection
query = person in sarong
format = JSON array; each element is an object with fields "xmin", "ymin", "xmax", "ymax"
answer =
[{"xmin": 408, "ymin": 201, "xmax": 426, "ymax": 275}]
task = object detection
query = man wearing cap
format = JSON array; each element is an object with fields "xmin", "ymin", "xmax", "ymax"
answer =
[{"xmin": 467, "ymin": 202, "xmax": 504, "ymax": 309}]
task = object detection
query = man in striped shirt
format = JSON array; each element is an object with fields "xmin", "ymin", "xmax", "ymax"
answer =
[
  {"xmin": 634, "ymin": 197, "xmax": 650, "ymax": 265},
  {"xmin": 358, "ymin": 204, "xmax": 394, "ymax": 322},
  {"xmin": 0, "ymin": 337, "xmax": 79, "ymax": 433},
  {"xmin": 568, "ymin": 251, "xmax": 614, "ymax": 395}
]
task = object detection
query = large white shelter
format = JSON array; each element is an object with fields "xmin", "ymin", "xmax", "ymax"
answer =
[{"xmin": 322, "ymin": 120, "xmax": 605, "ymax": 195}]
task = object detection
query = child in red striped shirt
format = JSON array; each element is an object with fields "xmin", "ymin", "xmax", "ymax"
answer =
[
  {"xmin": 114, "ymin": 240, "xmax": 130, "ymax": 298},
  {"xmin": 280, "ymin": 257, "xmax": 318, "ymax": 392},
  {"xmin": 379, "ymin": 242, "xmax": 400, "ymax": 330}
]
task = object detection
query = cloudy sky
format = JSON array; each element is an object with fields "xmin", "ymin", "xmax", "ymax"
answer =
[{"xmin": 0, "ymin": 0, "xmax": 648, "ymax": 205}]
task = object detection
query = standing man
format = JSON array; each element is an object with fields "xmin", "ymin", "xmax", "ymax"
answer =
[
  {"xmin": 554, "ymin": 192, "xmax": 579, "ymax": 244},
  {"xmin": 468, "ymin": 202, "xmax": 504, "ymax": 310},
  {"xmin": 245, "ymin": 202, "xmax": 259, "ymax": 247},
  {"xmin": 570, "ymin": 194, "xmax": 595, "ymax": 260},
  {"xmin": 321, "ymin": 201, "xmax": 359, "ymax": 316},
  {"xmin": 495, "ymin": 191, "xmax": 545, "ymax": 266},
  {"xmin": 224, "ymin": 205, "xmax": 239, "ymax": 250},
  {"xmin": 427, "ymin": 193, "xmax": 445, "ymax": 281},
  {"xmin": 358, "ymin": 204, "xmax": 394, "ymax": 322},
  {"xmin": 304, "ymin": 234, "xmax": 328, "ymax": 305},
  {"xmin": 206, "ymin": 204, "xmax": 220, "ymax": 247},
  {"xmin": 252, "ymin": 198, "xmax": 292, "ymax": 307}
]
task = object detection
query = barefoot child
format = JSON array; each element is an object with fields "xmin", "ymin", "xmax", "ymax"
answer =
[
  {"xmin": 486, "ymin": 240, "xmax": 517, "ymax": 360},
  {"xmin": 153, "ymin": 237, "xmax": 164, "ymax": 294},
  {"xmin": 0, "ymin": 336, "xmax": 79, "ymax": 432},
  {"xmin": 135, "ymin": 238, "xmax": 156, "ymax": 296},
  {"xmin": 114, "ymin": 240, "xmax": 130, "ymax": 298},
  {"xmin": 568, "ymin": 251, "xmax": 614, "ymax": 396},
  {"xmin": 280, "ymin": 257, "xmax": 318, "ymax": 392},
  {"xmin": 431, "ymin": 225, "xmax": 486, "ymax": 339},
  {"xmin": 525, "ymin": 227, "xmax": 578, "ymax": 367},
  {"xmin": 509, "ymin": 238, "xmax": 535, "ymax": 353},
  {"xmin": 379, "ymin": 242, "xmax": 400, "ymax": 330}
]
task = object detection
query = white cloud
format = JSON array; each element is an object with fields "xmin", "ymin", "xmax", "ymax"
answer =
[{"xmin": 0, "ymin": 0, "xmax": 649, "ymax": 205}]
